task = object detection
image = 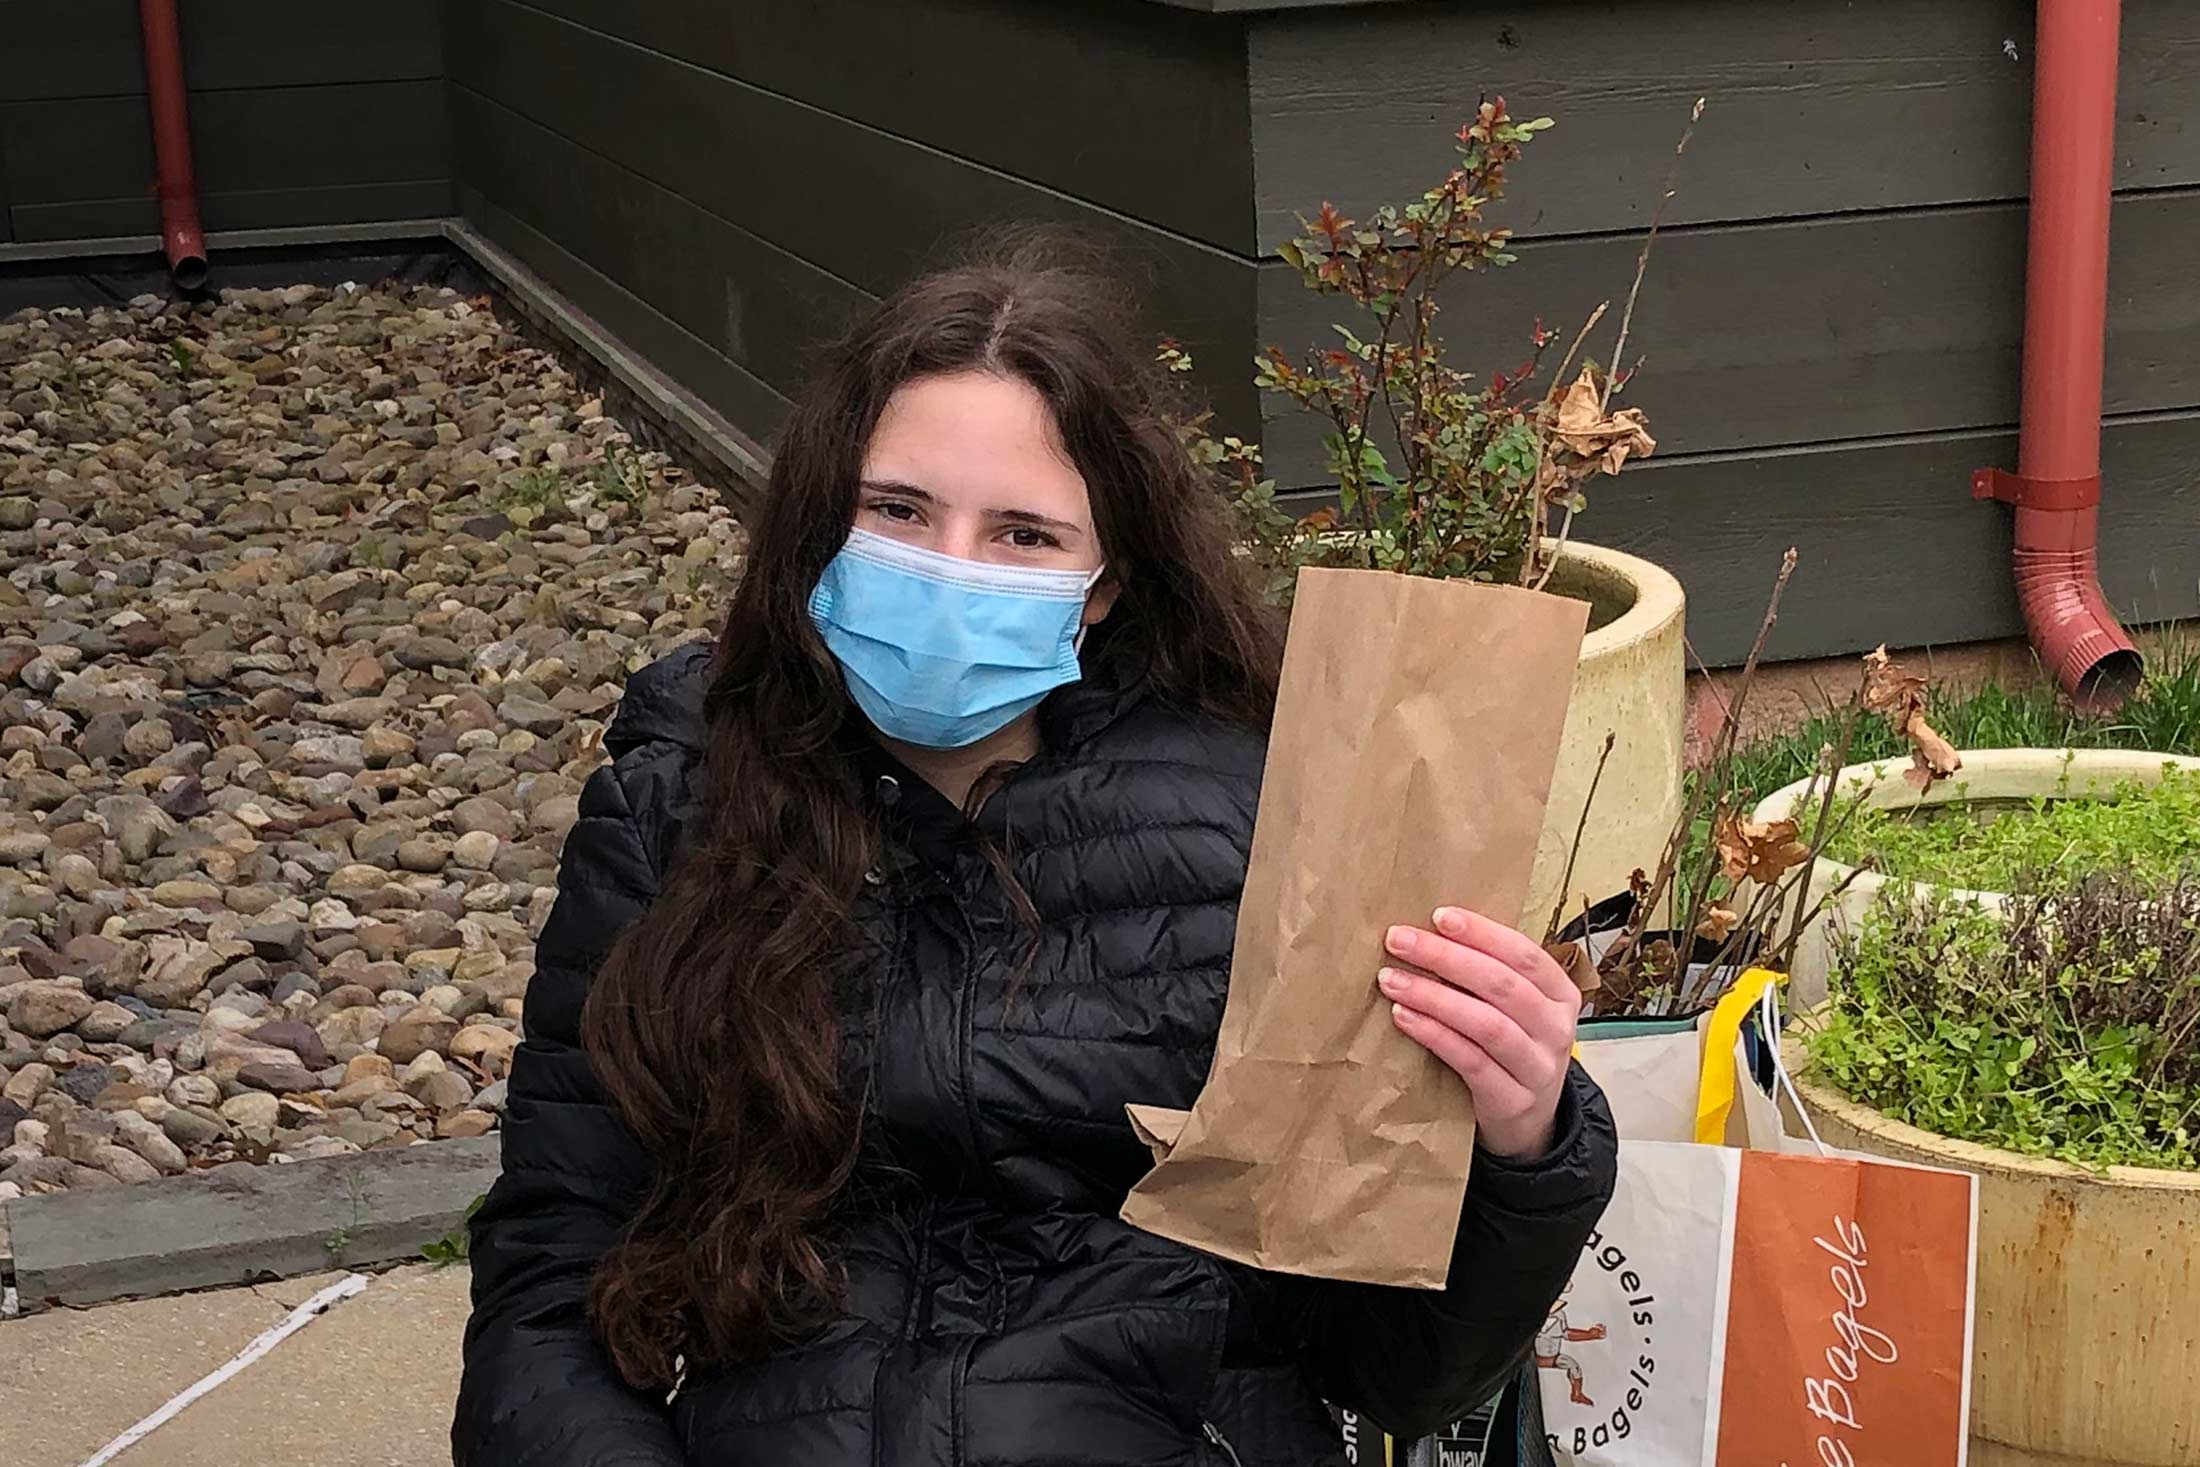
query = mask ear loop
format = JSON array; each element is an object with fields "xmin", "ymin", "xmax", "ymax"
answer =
[
  {"xmin": 1070, "ymin": 563, "xmax": 1109, "ymax": 656},
  {"xmin": 1759, "ymin": 978, "xmax": 1830, "ymax": 1156}
]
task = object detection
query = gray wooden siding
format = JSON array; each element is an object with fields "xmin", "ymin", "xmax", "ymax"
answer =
[
  {"xmin": 1244, "ymin": 0, "xmax": 2200, "ymax": 659},
  {"xmin": 1248, "ymin": 0, "xmax": 2200, "ymax": 246},
  {"xmin": 444, "ymin": 0, "xmax": 1262, "ymax": 429},
  {"xmin": 0, "ymin": 0, "xmax": 450, "ymax": 242},
  {"xmin": 2, "ymin": 0, "xmax": 2189, "ymax": 665},
  {"xmin": 497, "ymin": 0, "xmax": 1257, "ymax": 253},
  {"xmin": 1579, "ymin": 410, "xmax": 2200, "ymax": 661}
]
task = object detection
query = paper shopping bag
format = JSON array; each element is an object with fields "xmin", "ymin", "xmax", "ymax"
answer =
[
  {"xmin": 1537, "ymin": 1141, "xmax": 1977, "ymax": 1467},
  {"xmin": 1121, "ymin": 567, "xmax": 1589, "ymax": 1287},
  {"xmin": 1573, "ymin": 1017, "xmax": 1704, "ymax": 1143},
  {"xmin": 1575, "ymin": 969, "xmax": 1789, "ymax": 1147}
]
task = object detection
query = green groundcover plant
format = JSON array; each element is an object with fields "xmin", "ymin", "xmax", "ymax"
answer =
[
  {"xmin": 1808, "ymin": 870, "xmax": 2200, "ymax": 1171},
  {"xmin": 1825, "ymin": 764, "xmax": 2200, "ymax": 891}
]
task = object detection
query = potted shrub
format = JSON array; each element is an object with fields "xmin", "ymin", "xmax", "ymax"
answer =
[
  {"xmin": 1754, "ymin": 744, "xmax": 2200, "ymax": 1004},
  {"xmin": 1171, "ymin": 99, "xmax": 1692, "ymax": 926},
  {"xmin": 1123, "ymin": 100, "xmax": 1709, "ymax": 1299},
  {"xmin": 1790, "ymin": 873, "xmax": 2200, "ymax": 1467}
]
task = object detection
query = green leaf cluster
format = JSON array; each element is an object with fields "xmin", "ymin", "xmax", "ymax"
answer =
[
  {"xmin": 1182, "ymin": 99, "xmax": 1586, "ymax": 600},
  {"xmin": 1809, "ymin": 871, "xmax": 2200, "ymax": 1171},
  {"xmin": 1825, "ymin": 765, "xmax": 2200, "ymax": 890}
]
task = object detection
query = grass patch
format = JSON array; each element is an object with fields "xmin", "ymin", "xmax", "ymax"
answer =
[
  {"xmin": 589, "ymin": 439, "xmax": 649, "ymax": 507},
  {"xmin": 495, "ymin": 466, "xmax": 574, "ymax": 526},
  {"xmin": 1723, "ymin": 637, "xmax": 2200, "ymax": 807},
  {"xmin": 1825, "ymin": 766, "xmax": 2200, "ymax": 889}
]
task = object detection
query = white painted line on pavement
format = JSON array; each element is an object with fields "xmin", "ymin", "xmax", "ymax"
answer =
[{"xmin": 73, "ymin": 1272, "xmax": 370, "ymax": 1467}]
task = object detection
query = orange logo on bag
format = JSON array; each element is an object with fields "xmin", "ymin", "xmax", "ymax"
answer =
[{"xmin": 1714, "ymin": 1152, "xmax": 1974, "ymax": 1467}]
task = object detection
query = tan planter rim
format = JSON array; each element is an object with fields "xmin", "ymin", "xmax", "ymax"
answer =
[
  {"xmin": 1787, "ymin": 1046, "xmax": 2200, "ymax": 1194},
  {"xmin": 1544, "ymin": 539, "xmax": 1685, "ymax": 660},
  {"xmin": 1293, "ymin": 534, "xmax": 1683, "ymax": 654}
]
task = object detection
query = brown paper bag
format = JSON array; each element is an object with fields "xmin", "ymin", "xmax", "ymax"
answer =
[{"xmin": 1120, "ymin": 567, "xmax": 1589, "ymax": 1287}]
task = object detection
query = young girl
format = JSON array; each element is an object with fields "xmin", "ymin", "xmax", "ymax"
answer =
[{"xmin": 453, "ymin": 254, "xmax": 1616, "ymax": 1467}]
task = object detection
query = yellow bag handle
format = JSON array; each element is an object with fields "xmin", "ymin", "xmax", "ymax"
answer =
[{"xmin": 1694, "ymin": 967, "xmax": 1785, "ymax": 1144}]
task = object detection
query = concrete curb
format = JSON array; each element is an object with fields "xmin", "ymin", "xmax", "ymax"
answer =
[{"xmin": 1, "ymin": 1137, "xmax": 500, "ymax": 1314}]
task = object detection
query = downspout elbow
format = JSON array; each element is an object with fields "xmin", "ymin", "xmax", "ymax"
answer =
[{"xmin": 1975, "ymin": 469, "xmax": 2142, "ymax": 711}]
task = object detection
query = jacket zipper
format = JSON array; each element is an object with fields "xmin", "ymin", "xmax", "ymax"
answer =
[{"xmin": 1202, "ymin": 1421, "xmax": 1244, "ymax": 1467}]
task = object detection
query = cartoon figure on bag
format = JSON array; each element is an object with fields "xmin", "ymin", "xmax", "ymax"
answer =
[{"xmin": 1535, "ymin": 1282, "xmax": 1607, "ymax": 1407}]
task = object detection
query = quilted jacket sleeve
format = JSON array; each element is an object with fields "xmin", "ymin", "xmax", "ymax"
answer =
[
  {"xmin": 1294, "ymin": 1062, "xmax": 1619, "ymax": 1442},
  {"xmin": 451, "ymin": 754, "xmax": 686, "ymax": 1467}
]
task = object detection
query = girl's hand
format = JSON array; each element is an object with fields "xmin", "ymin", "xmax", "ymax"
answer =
[{"xmin": 1378, "ymin": 906, "xmax": 1580, "ymax": 1161}]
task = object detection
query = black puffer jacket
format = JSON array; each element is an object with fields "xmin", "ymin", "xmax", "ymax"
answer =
[{"xmin": 454, "ymin": 642, "xmax": 1617, "ymax": 1467}]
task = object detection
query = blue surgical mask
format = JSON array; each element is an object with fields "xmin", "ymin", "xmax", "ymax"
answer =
[{"xmin": 808, "ymin": 528, "xmax": 1106, "ymax": 749}]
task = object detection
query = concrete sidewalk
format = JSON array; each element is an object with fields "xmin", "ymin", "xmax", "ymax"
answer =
[{"xmin": 3, "ymin": 1264, "xmax": 468, "ymax": 1467}]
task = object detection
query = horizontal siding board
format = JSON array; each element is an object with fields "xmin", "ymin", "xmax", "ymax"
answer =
[
  {"xmin": 501, "ymin": 0, "xmax": 1256, "ymax": 253},
  {"xmin": 448, "ymin": 0, "xmax": 1258, "ymax": 430},
  {"xmin": 458, "ymin": 187, "xmax": 793, "ymax": 450},
  {"xmin": 0, "ymin": 0, "xmax": 443, "ymax": 101},
  {"xmin": 1249, "ymin": 0, "xmax": 2200, "ymax": 249},
  {"xmin": 1152, "ymin": 0, "xmax": 1401, "ymax": 10},
  {"xmin": 450, "ymin": 85, "xmax": 873, "ymax": 407},
  {"xmin": 1281, "ymin": 414, "xmax": 2200, "ymax": 665},
  {"xmin": 11, "ymin": 181, "xmax": 454, "ymax": 242},
  {"xmin": 1256, "ymin": 189, "xmax": 2200, "ymax": 465},
  {"xmin": 1, "ymin": 80, "xmax": 450, "ymax": 208}
]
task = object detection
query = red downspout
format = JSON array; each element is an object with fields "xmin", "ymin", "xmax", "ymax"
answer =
[
  {"xmin": 1973, "ymin": 0, "xmax": 2143, "ymax": 711},
  {"xmin": 137, "ymin": 0, "xmax": 208, "ymax": 289}
]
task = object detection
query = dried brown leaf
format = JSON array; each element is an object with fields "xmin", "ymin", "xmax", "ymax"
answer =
[
  {"xmin": 1543, "ymin": 938, "xmax": 1602, "ymax": 995},
  {"xmin": 1551, "ymin": 367, "xmax": 1657, "ymax": 476},
  {"xmin": 1861, "ymin": 645, "xmax": 1927, "ymax": 718},
  {"xmin": 1904, "ymin": 710, "xmax": 1963, "ymax": 791},
  {"xmin": 1713, "ymin": 810, "xmax": 1813, "ymax": 885},
  {"xmin": 1695, "ymin": 905, "xmax": 1740, "ymax": 942},
  {"xmin": 1864, "ymin": 646, "xmax": 1961, "ymax": 791}
]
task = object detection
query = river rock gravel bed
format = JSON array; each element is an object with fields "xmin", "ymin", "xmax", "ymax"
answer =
[{"xmin": 0, "ymin": 281, "xmax": 744, "ymax": 1200}]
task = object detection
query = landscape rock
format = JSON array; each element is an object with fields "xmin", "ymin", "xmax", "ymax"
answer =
[
  {"xmin": 219, "ymin": 1091, "xmax": 281, "ymax": 1131},
  {"xmin": 8, "ymin": 982, "xmax": 94, "ymax": 1038},
  {"xmin": 449, "ymin": 1022, "xmax": 521, "ymax": 1077},
  {"xmin": 161, "ymin": 1106, "xmax": 225, "ymax": 1151},
  {"xmin": 377, "ymin": 1006, "xmax": 460, "ymax": 1065},
  {"xmin": 113, "ymin": 1109, "xmax": 189, "ymax": 1174},
  {"xmin": 76, "ymin": 1000, "xmax": 139, "ymax": 1043},
  {"xmin": 245, "ymin": 1018, "xmax": 331, "ymax": 1070},
  {"xmin": 3, "ymin": 1064, "xmax": 55, "ymax": 1109},
  {"xmin": 0, "ymin": 283, "xmax": 746, "ymax": 1191}
]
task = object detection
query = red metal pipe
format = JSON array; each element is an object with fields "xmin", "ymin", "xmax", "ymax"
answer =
[
  {"xmin": 1973, "ymin": 0, "xmax": 2142, "ymax": 711},
  {"xmin": 137, "ymin": 0, "xmax": 208, "ymax": 289}
]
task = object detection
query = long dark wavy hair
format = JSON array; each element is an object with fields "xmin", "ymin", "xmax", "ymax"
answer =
[{"xmin": 580, "ymin": 244, "xmax": 1284, "ymax": 1390}]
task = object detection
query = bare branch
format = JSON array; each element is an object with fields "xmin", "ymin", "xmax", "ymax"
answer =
[{"xmin": 1606, "ymin": 97, "xmax": 1705, "ymax": 411}]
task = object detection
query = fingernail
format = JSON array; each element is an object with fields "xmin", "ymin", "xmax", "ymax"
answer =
[
  {"xmin": 1385, "ymin": 925, "xmax": 1411, "ymax": 955},
  {"xmin": 1391, "ymin": 1002, "xmax": 1414, "ymax": 1025},
  {"xmin": 1434, "ymin": 907, "xmax": 1467, "ymax": 937},
  {"xmin": 1377, "ymin": 967, "xmax": 1406, "ymax": 994}
]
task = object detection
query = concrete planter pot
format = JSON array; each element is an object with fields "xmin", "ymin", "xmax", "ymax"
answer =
[
  {"xmin": 1752, "ymin": 748, "xmax": 2200, "ymax": 1006},
  {"xmin": 1788, "ymin": 1060, "xmax": 2200, "ymax": 1467},
  {"xmin": 1527, "ymin": 540, "xmax": 1687, "ymax": 929}
]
